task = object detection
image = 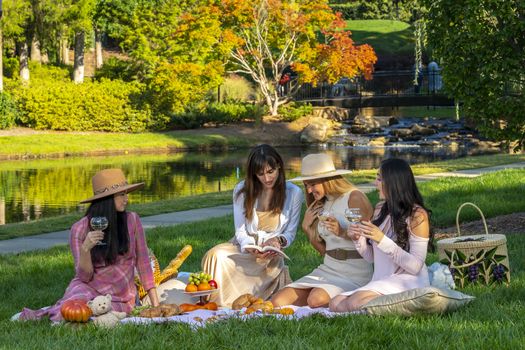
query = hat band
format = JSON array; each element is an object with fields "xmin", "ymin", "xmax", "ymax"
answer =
[
  {"xmin": 94, "ymin": 181, "xmax": 129, "ymax": 195},
  {"xmin": 302, "ymin": 168, "xmax": 338, "ymax": 177}
]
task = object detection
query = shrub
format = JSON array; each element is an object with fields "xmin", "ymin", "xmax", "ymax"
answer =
[
  {"xmin": 170, "ymin": 102, "xmax": 266, "ymax": 129},
  {"xmin": 0, "ymin": 92, "xmax": 20, "ymax": 129},
  {"xmin": 217, "ymin": 75, "xmax": 256, "ymax": 102},
  {"xmin": 94, "ymin": 57, "xmax": 138, "ymax": 82},
  {"xmin": 278, "ymin": 102, "xmax": 313, "ymax": 122},
  {"xmin": 2, "ymin": 58, "xmax": 19, "ymax": 79},
  {"xmin": 11, "ymin": 77, "xmax": 157, "ymax": 132}
]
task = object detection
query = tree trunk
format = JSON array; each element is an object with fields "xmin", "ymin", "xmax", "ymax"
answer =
[
  {"xmin": 94, "ymin": 28, "xmax": 103, "ymax": 69},
  {"xmin": 30, "ymin": 36, "xmax": 42, "ymax": 63},
  {"xmin": 41, "ymin": 52, "xmax": 49, "ymax": 64},
  {"xmin": 0, "ymin": 28, "xmax": 3, "ymax": 92},
  {"xmin": 19, "ymin": 42, "xmax": 30, "ymax": 83},
  {"xmin": 73, "ymin": 31, "xmax": 85, "ymax": 84},
  {"xmin": 61, "ymin": 38, "xmax": 70, "ymax": 65}
]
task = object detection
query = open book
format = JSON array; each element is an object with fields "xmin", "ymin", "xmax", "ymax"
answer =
[{"xmin": 244, "ymin": 245, "xmax": 290, "ymax": 260}]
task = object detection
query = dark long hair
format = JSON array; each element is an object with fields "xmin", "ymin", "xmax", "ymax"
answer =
[
  {"xmin": 87, "ymin": 195, "xmax": 129, "ymax": 264},
  {"xmin": 237, "ymin": 144, "xmax": 286, "ymax": 221},
  {"xmin": 372, "ymin": 158, "xmax": 434, "ymax": 252}
]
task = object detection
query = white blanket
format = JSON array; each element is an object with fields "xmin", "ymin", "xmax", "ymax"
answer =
[{"xmin": 121, "ymin": 305, "xmax": 365, "ymax": 329}]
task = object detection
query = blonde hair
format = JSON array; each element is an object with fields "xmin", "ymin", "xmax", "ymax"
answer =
[{"xmin": 304, "ymin": 176, "xmax": 356, "ymax": 242}]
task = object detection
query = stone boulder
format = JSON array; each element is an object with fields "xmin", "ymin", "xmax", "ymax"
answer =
[
  {"xmin": 350, "ymin": 115, "xmax": 382, "ymax": 134},
  {"xmin": 410, "ymin": 123, "xmax": 436, "ymax": 136},
  {"xmin": 300, "ymin": 117, "xmax": 340, "ymax": 143},
  {"xmin": 312, "ymin": 107, "xmax": 351, "ymax": 121}
]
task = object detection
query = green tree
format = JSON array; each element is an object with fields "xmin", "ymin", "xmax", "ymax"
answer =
[
  {"xmin": 423, "ymin": 0, "xmax": 525, "ymax": 150},
  {"xmin": 122, "ymin": 0, "xmax": 228, "ymax": 118},
  {"xmin": 1, "ymin": 0, "xmax": 32, "ymax": 83}
]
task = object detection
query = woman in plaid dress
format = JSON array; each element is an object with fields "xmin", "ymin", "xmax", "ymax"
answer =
[{"xmin": 19, "ymin": 169, "xmax": 159, "ymax": 322}]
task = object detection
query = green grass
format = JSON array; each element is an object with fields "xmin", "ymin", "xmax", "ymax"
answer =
[
  {"xmin": 1, "ymin": 192, "xmax": 524, "ymax": 349},
  {"xmin": 393, "ymin": 106, "xmax": 461, "ymax": 119},
  {"xmin": 345, "ymin": 19, "xmax": 414, "ymax": 55},
  {"xmin": 349, "ymin": 153, "xmax": 525, "ymax": 184},
  {"xmin": 420, "ymin": 169, "xmax": 525, "ymax": 227},
  {"xmin": 0, "ymin": 131, "xmax": 249, "ymax": 158}
]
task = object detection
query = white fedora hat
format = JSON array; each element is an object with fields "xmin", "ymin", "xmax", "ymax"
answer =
[{"xmin": 290, "ymin": 153, "xmax": 352, "ymax": 182}]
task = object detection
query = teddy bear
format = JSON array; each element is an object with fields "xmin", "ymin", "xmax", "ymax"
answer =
[{"xmin": 87, "ymin": 294, "xmax": 127, "ymax": 328}]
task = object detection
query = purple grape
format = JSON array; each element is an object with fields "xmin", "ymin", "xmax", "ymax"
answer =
[
  {"xmin": 468, "ymin": 264, "xmax": 479, "ymax": 282},
  {"xmin": 492, "ymin": 264, "xmax": 505, "ymax": 282}
]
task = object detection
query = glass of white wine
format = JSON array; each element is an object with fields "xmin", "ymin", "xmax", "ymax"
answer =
[
  {"xmin": 90, "ymin": 216, "xmax": 109, "ymax": 246},
  {"xmin": 318, "ymin": 209, "xmax": 333, "ymax": 225},
  {"xmin": 345, "ymin": 208, "xmax": 362, "ymax": 225}
]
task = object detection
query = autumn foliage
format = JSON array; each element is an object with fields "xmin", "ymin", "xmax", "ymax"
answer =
[{"xmin": 220, "ymin": 0, "xmax": 377, "ymax": 115}]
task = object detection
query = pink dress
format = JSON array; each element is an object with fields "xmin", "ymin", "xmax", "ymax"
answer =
[
  {"xmin": 341, "ymin": 206, "xmax": 430, "ymax": 296},
  {"xmin": 20, "ymin": 212, "xmax": 154, "ymax": 322}
]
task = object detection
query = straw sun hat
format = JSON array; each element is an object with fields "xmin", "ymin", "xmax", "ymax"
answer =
[
  {"xmin": 80, "ymin": 168, "xmax": 144, "ymax": 204},
  {"xmin": 290, "ymin": 153, "xmax": 352, "ymax": 182}
]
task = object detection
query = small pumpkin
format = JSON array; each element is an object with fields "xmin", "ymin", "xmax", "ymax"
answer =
[{"xmin": 61, "ymin": 299, "xmax": 92, "ymax": 323}]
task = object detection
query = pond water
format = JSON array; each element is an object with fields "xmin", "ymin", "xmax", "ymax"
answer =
[{"xmin": 0, "ymin": 145, "xmax": 500, "ymax": 224}]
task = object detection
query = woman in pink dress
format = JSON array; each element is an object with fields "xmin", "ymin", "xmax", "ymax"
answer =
[
  {"xmin": 19, "ymin": 168, "xmax": 159, "ymax": 322},
  {"xmin": 330, "ymin": 158, "xmax": 434, "ymax": 312}
]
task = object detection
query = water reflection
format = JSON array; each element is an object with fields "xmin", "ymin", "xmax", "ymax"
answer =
[{"xmin": 0, "ymin": 145, "xmax": 499, "ymax": 224}]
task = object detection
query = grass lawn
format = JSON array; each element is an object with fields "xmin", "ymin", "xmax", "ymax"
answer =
[
  {"xmin": 0, "ymin": 131, "xmax": 249, "ymax": 158},
  {"xmin": 1, "ymin": 170, "xmax": 524, "ymax": 348},
  {"xmin": 345, "ymin": 19, "xmax": 414, "ymax": 55}
]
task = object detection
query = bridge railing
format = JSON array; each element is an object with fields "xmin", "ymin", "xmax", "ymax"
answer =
[{"xmin": 294, "ymin": 69, "xmax": 445, "ymax": 101}]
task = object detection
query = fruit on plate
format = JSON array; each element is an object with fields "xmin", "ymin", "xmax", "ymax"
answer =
[
  {"xmin": 185, "ymin": 283, "xmax": 198, "ymax": 292},
  {"xmin": 186, "ymin": 271, "xmax": 216, "ymax": 291},
  {"xmin": 197, "ymin": 282, "xmax": 211, "ymax": 291}
]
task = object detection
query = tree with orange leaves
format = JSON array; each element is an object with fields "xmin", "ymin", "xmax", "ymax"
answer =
[{"xmin": 222, "ymin": 0, "xmax": 377, "ymax": 116}]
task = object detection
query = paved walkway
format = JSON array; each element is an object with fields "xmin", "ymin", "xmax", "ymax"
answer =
[{"xmin": 1, "ymin": 162, "xmax": 524, "ymax": 255}]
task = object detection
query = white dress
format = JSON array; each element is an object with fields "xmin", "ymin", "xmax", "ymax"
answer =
[
  {"xmin": 340, "ymin": 208, "xmax": 430, "ymax": 296},
  {"xmin": 285, "ymin": 191, "xmax": 373, "ymax": 298}
]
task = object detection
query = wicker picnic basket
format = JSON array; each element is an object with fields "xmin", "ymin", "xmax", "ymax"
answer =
[
  {"xmin": 135, "ymin": 245, "xmax": 193, "ymax": 298},
  {"xmin": 437, "ymin": 202, "xmax": 510, "ymax": 288}
]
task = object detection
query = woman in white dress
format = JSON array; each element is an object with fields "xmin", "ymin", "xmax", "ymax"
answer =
[
  {"xmin": 201, "ymin": 144, "xmax": 303, "ymax": 308},
  {"xmin": 330, "ymin": 158, "xmax": 434, "ymax": 312},
  {"xmin": 271, "ymin": 153, "xmax": 373, "ymax": 308}
]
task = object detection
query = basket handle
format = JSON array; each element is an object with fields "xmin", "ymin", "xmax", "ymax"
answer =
[{"xmin": 455, "ymin": 202, "xmax": 489, "ymax": 237}]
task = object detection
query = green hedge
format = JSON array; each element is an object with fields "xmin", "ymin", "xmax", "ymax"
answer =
[
  {"xmin": 0, "ymin": 92, "xmax": 20, "ymax": 129},
  {"xmin": 330, "ymin": 1, "xmax": 420, "ymax": 22},
  {"xmin": 12, "ymin": 78, "xmax": 154, "ymax": 132},
  {"xmin": 278, "ymin": 102, "xmax": 313, "ymax": 122},
  {"xmin": 171, "ymin": 102, "xmax": 266, "ymax": 129}
]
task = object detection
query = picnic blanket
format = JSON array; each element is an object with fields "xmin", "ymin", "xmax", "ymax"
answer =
[{"xmin": 121, "ymin": 305, "xmax": 365, "ymax": 329}]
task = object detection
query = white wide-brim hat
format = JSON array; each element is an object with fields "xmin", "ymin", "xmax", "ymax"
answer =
[
  {"xmin": 80, "ymin": 168, "xmax": 144, "ymax": 203},
  {"xmin": 290, "ymin": 153, "xmax": 352, "ymax": 182}
]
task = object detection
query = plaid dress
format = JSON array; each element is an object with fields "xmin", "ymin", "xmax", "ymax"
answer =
[{"xmin": 20, "ymin": 212, "xmax": 155, "ymax": 322}]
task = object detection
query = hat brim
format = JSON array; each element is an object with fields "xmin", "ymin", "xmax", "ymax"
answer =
[
  {"xmin": 289, "ymin": 169, "xmax": 352, "ymax": 182},
  {"xmin": 80, "ymin": 183, "xmax": 145, "ymax": 204}
]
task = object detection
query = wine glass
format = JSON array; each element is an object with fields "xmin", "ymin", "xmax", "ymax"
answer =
[
  {"xmin": 345, "ymin": 208, "xmax": 362, "ymax": 225},
  {"xmin": 318, "ymin": 209, "xmax": 333, "ymax": 225},
  {"xmin": 90, "ymin": 216, "xmax": 108, "ymax": 246}
]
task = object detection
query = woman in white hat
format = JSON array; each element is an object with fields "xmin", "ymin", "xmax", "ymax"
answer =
[
  {"xmin": 201, "ymin": 144, "xmax": 303, "ymax": 308},
  {"xmin": 19, "ymin": 168, "xmax": 159, "ymax": 322},
  {"xmin": 271, "ymin": 153, "xmax": 373, "ymax": 308}
]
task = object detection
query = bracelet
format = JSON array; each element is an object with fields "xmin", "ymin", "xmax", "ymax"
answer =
[{"xmin": 277, "ymin": 236, "xmax": 287, "ymax": 248}]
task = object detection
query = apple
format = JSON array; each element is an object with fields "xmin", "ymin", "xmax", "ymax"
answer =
[{"xmin": 209, "ymin": 280, "xmax": 218, "ymax": 289}]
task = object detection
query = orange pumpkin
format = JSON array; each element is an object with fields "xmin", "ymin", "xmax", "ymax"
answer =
[{"xmin": 61, "ymin": 299, "xmax": 92, "ymax": 323}]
